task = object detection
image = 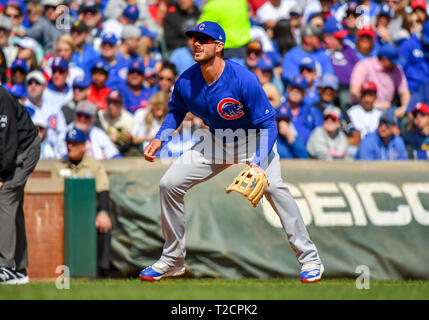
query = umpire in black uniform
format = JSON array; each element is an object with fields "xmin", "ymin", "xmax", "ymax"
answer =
[{"xmin": 0, "ymin": 86, "xmax": 41, "ymax": 284}]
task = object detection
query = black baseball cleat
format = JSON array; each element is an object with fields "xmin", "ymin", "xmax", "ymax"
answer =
[{"xmin": 0, "ymin": 267, "xmax": 30, "ymax": 285}]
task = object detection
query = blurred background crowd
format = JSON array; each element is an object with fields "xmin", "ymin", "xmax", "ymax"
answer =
[{"xmin": 1, "ymin": 0, "xmax": 429, "ymax": 161}]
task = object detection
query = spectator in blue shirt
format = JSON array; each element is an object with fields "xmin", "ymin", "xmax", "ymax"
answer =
[
  {"xmin": 70, "ymin": 20, "xmax": 100, "ymax": 75},
  {"xmin": 299, "ymin": 56, "xmax": 319, "ymax": 106},
  {"xmin": 403, "ymin": 102, "xmax": 429, "ymax": 160},
  {"xmin": 118, "ymin": 60, "xmax": 153, "ymax": 114},
  {"xmin": 399, "ymin": 20, "xmax": 429, "ymax": 93},
  {"xmin": 99, "ymin": 32, "xmax": 128, "ymax": 90},
  {"xmin": 281, "ymin": 23, "xmax": 334, "ymax": 85},
  {"xmin": 356, "ymin": 110, "xmax": 408, "ymax": 160},
  {"xmin": 117, "ymin": 25, "xmax": 143, "ymax": 65},
  {"xmin": 275, "ymin": 103, "xmax": 309, "ymax": 159},
  {"xmin": 407, "ymin": 81, "xmax": 429, "ymax": 114},
  {"xmin": 278, "ymin": 75, "xmax": 324, "ymax": 144}
]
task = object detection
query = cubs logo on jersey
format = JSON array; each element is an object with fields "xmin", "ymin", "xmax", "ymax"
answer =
[{"xmin": 217, "ymin": 98, "xmax": 244, "ymax": 120}]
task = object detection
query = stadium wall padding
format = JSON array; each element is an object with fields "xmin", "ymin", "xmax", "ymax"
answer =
[{"xmin": 25, "ymin": 160, "xmax": 429, "ymax": 280}]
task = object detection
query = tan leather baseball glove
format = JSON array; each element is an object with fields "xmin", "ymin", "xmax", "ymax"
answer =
[{"xmin": 226, "ymin": 165, "xmax": 269, "ymax": 208}]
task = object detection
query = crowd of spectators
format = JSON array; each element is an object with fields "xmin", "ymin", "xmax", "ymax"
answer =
[{"xmin": 1, "ymin": 0, "xmax": 429, "ymax": 161}]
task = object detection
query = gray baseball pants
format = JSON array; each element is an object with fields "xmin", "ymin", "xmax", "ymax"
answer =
[
  {"xmin": 157, "ymin": 131, "xmax": 321, "ymax": 268},
  {"xmin": 0, "ymin": 136, "xmax": 41, "ymax": 270}
]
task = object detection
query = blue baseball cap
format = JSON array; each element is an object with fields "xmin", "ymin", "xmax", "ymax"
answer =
[
  {"xmin": 7, "ymin": 83, "xmax": 26, "ymax": 98},
  {"xmin": 376, "ymin": 4, "xmax": 394, "ymax": 18},
  {"xmin": 123, "ymin": 4, "xmax": 139, "ymax": 22},
  {"xmin": 90, "ymin": 59, "xmax": 109, "ymax": 74},
  {"xmin": 323, "ymin": 17, "xmax": 348, "ymax": 39},
  {"xmin": 318, "ymin": 73, "xmax": 339, "ymax": 90},
  {"xmin": 422, "ymin": 20, "xmax": 429, "ymax": 45},
  {"xmin": 255, "ymin": 55, "xmax": 274, "ymax": 72},
  {"xmin": 101, "ymin": 32, "xmax": 118, "ymax": 45},
  {"xmin": 379, "ymin": 109, "xmax": 396, "ymax": 125},
  {"xmin": 276, "ymin": 105, "xmax": 293, "ymax": 120},
  {"xmin": 377, "ymin": 43, "xmax": 401, "ymax": 64},
  {"xmin": 72, "ymin": 75, "xmax": 91, "ymax": 89},
  {"xmin": 66, "ymin": 127, "xmax": 87, "ymax": 143},
  {"xmin": 51, "ymin": 56, "xmax": 69, "ymax": 71},
  {"xmin": 11, "ymin": 58, "xmax": 28, "ymax": 73},
  {"xmin": 299, "ymin": 56, "xmax": 316, "ymax": 71},
  {"xmin": 139, "ymin": 25, "xmax": 157, "ymax": 39},
  {"xmin": 185, "ymin": 21, "xmax": 226, "ymax": 44},
  {"xmin": 288, "ymin": 75, "xmax": 308, "ymax": 90},
  {"xmin": 128, "ymin": 59, "xmax": 145, "ymax": 74}
]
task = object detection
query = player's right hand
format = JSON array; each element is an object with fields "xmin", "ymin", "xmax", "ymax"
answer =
[{"xmin": 144, "ymin": 139, "xmax": 162, "ymax": 162}]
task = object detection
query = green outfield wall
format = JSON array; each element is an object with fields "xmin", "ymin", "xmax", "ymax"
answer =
[{"xmin": 105, "ymin": 160, "xmax": 429, "ymax": 280}]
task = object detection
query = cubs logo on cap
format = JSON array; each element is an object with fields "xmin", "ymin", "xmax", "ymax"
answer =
[
  {"xmin": 217, "ymin": 98, "xmax": 244, "ymax": 120},
  {"xmin": 66, "ymin": 127, "xmax": 87, "ymax": 143},
  {"xmin": 185, "ymin": 21, "xmax": 226, "ymax": 44}
]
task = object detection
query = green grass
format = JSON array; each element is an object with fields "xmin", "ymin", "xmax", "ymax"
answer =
[{"xmin": 1, "ymin": 278, "xmax": 429, "ymax": 300}]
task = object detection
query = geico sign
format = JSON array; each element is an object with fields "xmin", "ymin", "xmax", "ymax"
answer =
[{"xmin": 261, "ymin": 182, "xmax": 429, "ymax": 227}]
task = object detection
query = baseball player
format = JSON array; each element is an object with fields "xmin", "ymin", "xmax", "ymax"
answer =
[{"xmin": 140, "ymin": 21, "xmax": 324, "ymax": 283}]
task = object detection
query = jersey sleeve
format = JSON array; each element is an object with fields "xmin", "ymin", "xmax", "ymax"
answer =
[{"xmin": 241, "ymin": 72, "xmax": 276, "ymax": 125}]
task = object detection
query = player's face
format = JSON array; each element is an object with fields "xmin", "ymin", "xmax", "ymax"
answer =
[{"xmin": 192, "ymin": 35, "xmax": 220, "ymax": 64}]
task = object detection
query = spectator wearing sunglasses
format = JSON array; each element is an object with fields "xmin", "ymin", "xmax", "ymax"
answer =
[
  {"xmin": 23, "ymin": 70, "xmax": 46, "ymax": 119},
  {"xmin": 157, "ymin": 61, "xmax": 177, "ymax": 94},
  {"xmin": 403, "ymin": 103, "xmax": 429, "ymax": 160},
  {"xmin": 356, "ymin": 110, "xmax": 407, "ymax": 160},
  {"xmin": 58, "ymin": 100, "xmax": 121, "ymax": 160},
  {"xmin": 32, "ymin": 111, "xmax": 56, "ymax": 159},
  {"xmin": 41, "ymin": 56, "xmax": 73, "ymax": 130},
  {"xmin": 299, "ymin": 57, "xmax": 319, "ymax": 107},
  {"xmin": 4, "ymin": 0, "xmax": 27, "ymax": 41},
  {"xmin": 307, "ymin": 106, "xmax": 351, "ymax": 160}
]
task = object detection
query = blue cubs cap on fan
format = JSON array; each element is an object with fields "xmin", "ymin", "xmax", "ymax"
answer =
[
  {"xmin": 323, "ymin": 17, "xmax": 348, "ymax": 39},
  {"xmin": 51, "ymin": 56, "xmax": 69, "ymax": 71},
  {"xmin": 128, "ymin": 59, "xmax": 145, "ymax": 74},
  {"xmin": 11, "ymin": 58, "xmax": 28, "ymax": 73},
  {"xmin": 7, "ymin": 83, "xmax": 26, "ymax": 98},
  {"xmin": 123, "ymin": 4, "xmax": 139, "ymax": 22},
  {"xmin": 288, "ymin": 75, "xmax": 308, "ymax": 90},
  {"xmin": 318, "ymin": 73, "xmax": 339, "ymax": 90},
  {"xmin": 299, "ymin": 56, "xmax": 316, "ymax": 71},
  {"xmin": 90, "ymin": 58, "xmax": 109, "ymax": 73},
  {"xmin": 66, "ymin": 127, "xmax": 87, "ymax": 143},
  {"xmin": 276, "ymin": 105, "xmax": 293, "ymax": 120},
  {"xmin": 101, "ymin": 32, "xmax": 118, "ymax": 45},
  {"xmin": 72, "ymin": 75, "xmax": 91, "ymax": 89},
  {"xmin": 185, "ymin": 21, "xmax": 226, "ymax": 44},
  {"xmin": 377, "ymin": 43, "xmax": 401, "ymax": 64},
  {"xmin": 255, "ymin": 55, "xmax": 274, "ymax": 71},
  {"xmin": 376, "ymin": 4, "xmax": 394, "ymax": 18},
  {"xmin": 139, "ymin": 25, "xmax": 157, "ymax": 39}
]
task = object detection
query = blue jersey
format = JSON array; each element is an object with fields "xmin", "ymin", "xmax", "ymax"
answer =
[
  {"xmin": 399, "ymin": 34, "xmax": 429, "ymax": 93},
  {"xmin": 168, "ymin": 60, "xmax": 276, "ymax": 134},
  {"xmin": 103, "ymin": 56, "xmax": 128, "ymax": 90},
  {"xmin": 117, "ymin": 83, "xmax": 154, "ymax": 114},
  {"xmin": 71, "ymin": 44, "xmax": 100, "ymax": 74},
  {"xmin": 356, "ymin": 132, "xmax": 408, "ymax": 160},
  {"xmin": 281, "ymin": 46, "xmax": 334, "ymax": 83}
]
